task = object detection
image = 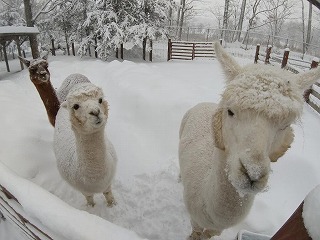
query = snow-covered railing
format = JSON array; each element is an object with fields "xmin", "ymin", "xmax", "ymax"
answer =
[
  {"xmin": 254, "ymin": 44, "xmax": 320, "ymax": 115},
  {"xmin": 0, "ymin": 162, "xmax": 147, "ymax": 240}
]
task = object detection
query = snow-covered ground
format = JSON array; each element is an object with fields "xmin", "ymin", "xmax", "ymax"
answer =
[{"xmin": 0, "ymin": 52, "xmax": 319, "ymax": 240}]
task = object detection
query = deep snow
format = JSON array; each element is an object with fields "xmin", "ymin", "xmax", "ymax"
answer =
[{"xmin": 0, "ymin": 53, "xmax": 320, "ymax": 240}]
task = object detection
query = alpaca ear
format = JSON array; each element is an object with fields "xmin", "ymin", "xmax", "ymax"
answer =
[
  {"xmin": 212, "ymin": 109, "xmax": 225, "ymax": 150},
  {"xmin": 294, "ymin": 67, "xmax": 320, "ymax": 91},
  {"xmin": 269, "ymin": 126, "xmax": 294, "ymax": 162},
  {"xmin": 18, "ymin": 56, "xmax": 30, "ymax": 67},
  {"xmin": 214, "ymin": 42, "xmax": 241, "ymax": 82}
]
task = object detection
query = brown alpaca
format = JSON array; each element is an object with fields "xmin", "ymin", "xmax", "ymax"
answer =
[{"xmin": 19, "ymin": 54, "xmax": 60, "ymax": 126}]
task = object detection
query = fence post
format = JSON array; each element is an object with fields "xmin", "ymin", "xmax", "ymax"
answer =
[
  {"xmin": 1, "ymin": 42, "xmax": 10, "ymax": 72},
  {"xmin": 15, "ymin": 37, "xmax": 24, "ymax": 70},
  {"xmin": 265, "ymin": 45, "xmax": 272, "ymax": 64},
  {"xmin": 310, "ymin": 58, "xmax": 319, "ymax": 69},
  {"xmin": 192, "ymin": 43, "xmax": 195, "ymax": 60},
  {"xmin": 219, "ymin": 39, "xmax": 223, "ymax": 45},
  {"xmin": 94, "ymin": 37, "xmax": 98, "ymax": 58},
  {"xmin": 143, "ymin": 37, "xmax": 146, "ymax": 61},
  {"xmin": 88, "ymin": 44, "xmax": 91, "ymax": 57},
  {"xmin": 281, "ymin": 48, "xmax": 290, "ymax": 69},
  {"xmin": 206, "ymin": 28, "xmax": 210, "ymax": 42},
  {"xmin": 304, "ymin": 57, "xmax": 319, "ymax": 102},
  {"xmin": 51, "ymin": 38, "xmax": 56, "ymax": 56},
  {"xmin": 254, "ymin": 44, "xmax": 260, "ymax": 64},
  {"xmin": 71, "ymin": 42, "xmax": 75, "ymax": 56},
  {"xmin": 116, "ymin": 48, "xmax": 118, "ymax": 58},
  {"xmin": 167, "ymin": 39, "xmax": 172, "ymax": 61},
  {"xmin": 120, "ymin": 43, "xmax": 124, "ymax": 60},
  {"xmin": 149, "ymin": 39, "xmax": 153, "ymax": 62}
]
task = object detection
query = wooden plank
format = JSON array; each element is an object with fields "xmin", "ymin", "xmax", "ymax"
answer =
[
  {"xmin": 308, "ymin": 100, "xmax": 320, "ymax": 114},
  {"xmin": 314, "ymin": 82, "xmax": 320, "ymax": 87},
  {"xmin": 172, "ymin": 54, "xmax": 192, "ymax": 58},
  {"xmin": 171, "ymin": 57, "xmax": 192, "ymax": 60},
  {"xmin": 172, "ymin": 49, "xmax": 193, "ymax": 53},
  {"xmin": 311, "ymin": 89, "xmax": 320, "ymax": 100}
]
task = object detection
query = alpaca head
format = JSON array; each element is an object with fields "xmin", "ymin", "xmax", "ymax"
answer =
[
  {"xmin": 61, "ymin": 83, "xmax": 109, "ymax": 134},
  {"xmin": 213, "ymin": 42, "xmax": 320, "ymax": 195},
  {"xmin": 18, "ymin": 52, "xmax": 50, "ymax": 84}
]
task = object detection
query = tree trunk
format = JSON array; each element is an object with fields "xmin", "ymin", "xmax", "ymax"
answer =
[
  {"xmin": 306, "ymin": 2, "xmax": 312, "ymax": 52},
  {"xmin": 222, "ymin": 0, "xmax": 230, "ymax": 40},
  {"xmin": 23, "ymin": 0, "xmax": 39, "ymax": 59},
  {"xmin": 178, "ymin": 0, "xmax": 186, "ymax": 40},
  {"xmin": 301, "ymin": 0, "xmax": 306, "ymax": 58},
  {"xmin": 236, "ymin": 0, "xmax": 246, "ymax": 42}
]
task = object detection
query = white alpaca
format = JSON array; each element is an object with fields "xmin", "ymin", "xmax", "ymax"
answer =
[
  {"xmin": 54, "ymin": 77, "xmax": 117, "ymax": 207},
  {"xmin": 179, "ymin": 42, "xmax": 320, "ymax": 239}
]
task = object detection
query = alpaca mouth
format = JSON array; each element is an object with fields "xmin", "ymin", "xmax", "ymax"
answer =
[{"xmin": 235, "ymin": 174, "xmax": 268, "ymax": 195}]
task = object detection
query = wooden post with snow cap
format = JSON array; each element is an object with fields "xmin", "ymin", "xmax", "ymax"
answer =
[
  {"xmin": 304, "ymin": 57, "xmax": 319, "ymax": 102},
  {"xmin": 265, "ymin": 45, "xmax": 272, "ymax": 64},
  {"xmin": 281, "ymin": 48, "xmax": 290, "ymax": 68},
  {"xmin": 310, "ymin": 57, "xmax": 319, "ymax": 69},
  {"xmin": 254, "ymin": 44, "xmax": 260, "ymax": 64},
  {"xmin": 271, "ymin": 185, "xmax": 320, "ymax": 240}
]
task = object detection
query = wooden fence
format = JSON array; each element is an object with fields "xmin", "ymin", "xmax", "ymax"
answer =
[
  {"xmin": 0, "ymin": 185, "xmax": 54, "ymax": 240},
  {"xmin": 254, "ymin": 44, "xmax": 320, "ymax": 115},
  {"xmin": 167, "ymin": 39, "xmax": 216, "ymax": 61}
]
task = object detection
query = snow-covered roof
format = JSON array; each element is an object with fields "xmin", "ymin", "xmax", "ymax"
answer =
[{"xmin": 0, "ymin": 26, "xmax": 39, "ymax": 37}]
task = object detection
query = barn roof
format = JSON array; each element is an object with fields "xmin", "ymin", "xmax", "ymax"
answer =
[{"xmin": 0, "ymin": 26, "xmax": 39, "ymax": 41}]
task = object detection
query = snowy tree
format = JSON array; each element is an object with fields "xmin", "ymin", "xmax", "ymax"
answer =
[
  {"xmin": 262, "ymin": 0, "xmax": 296, "ymax": 41},
  {"xmin": 77, "ymin": 0, "xmax": 172, "ymax": 59},
  {"xmin": 0, "ymin": 0, "xmax": 24, "ymax": 26}
]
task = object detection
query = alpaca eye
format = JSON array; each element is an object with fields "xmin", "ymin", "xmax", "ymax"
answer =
[
  {"xmin": 73, "ymin": 104, "xmax": 80, "ymax": 110},
  {"xmin": 227, "ymin": 109, "xmax": 234, "ymax": 117},
  {"xmin": 99, "ymin": 98, "xmax": 103, "ymax": 104}
]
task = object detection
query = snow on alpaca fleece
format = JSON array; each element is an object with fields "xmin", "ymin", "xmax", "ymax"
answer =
[
  {"xmin": 178, "ymin": 42, "xmax": 320, "ymax": 239},
  {"xmin": 54, "ymin": 81, "xmax": 117, "ymax": 201}
]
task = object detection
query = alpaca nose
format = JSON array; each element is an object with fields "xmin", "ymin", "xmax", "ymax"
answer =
[
  {"xmin": 89, "ymin": 109, "xmax": 100, "ymax": 116},
  {"xmin": 240, "ymin": 160, "xmax": 268, "ymax": 183}
]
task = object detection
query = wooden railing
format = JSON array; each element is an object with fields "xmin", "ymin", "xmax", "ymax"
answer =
[
  {"xmin": 167, "ymin": 40, "xmax": 215, "ymax": 61},
  {"xmin": 0, "ymin": 185, "xmax": 54, "ymax": 240}
]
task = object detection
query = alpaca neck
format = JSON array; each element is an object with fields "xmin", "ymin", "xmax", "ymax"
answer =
[
  {"xmin": 34, "ymin": 81, "xmax": 60, "ymax": 126},
  {"xmin": 205, "ymin": 150, "xmax": 254, "ymax": 223},
  {"xmin": 74, "ymin": 129, "xmax": 108, "ymax": 176}
]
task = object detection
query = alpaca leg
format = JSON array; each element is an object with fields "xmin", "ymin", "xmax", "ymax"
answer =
[
  {"xmin": 188, "ymin": 220, "xmax": 203, "ymax": 240},
  {"xmin": 103, "ymin": 189, "xmax": 116, "ymax": 207},
  {"xmin": 203, "ymin": 229, "xmax": 222, "ymax": 239},
  {"xmin": 84, "ymin": 195, "xmax": 95, "ymax": 207}
]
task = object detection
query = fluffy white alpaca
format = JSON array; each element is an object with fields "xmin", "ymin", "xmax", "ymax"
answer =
[
  {"xmin": 179, "ymin": 42, "xmax": 320, "ymax": 239},
  {"xmin": 54, "ymin": 79, "xmax": 117, "ymax": 207}
]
